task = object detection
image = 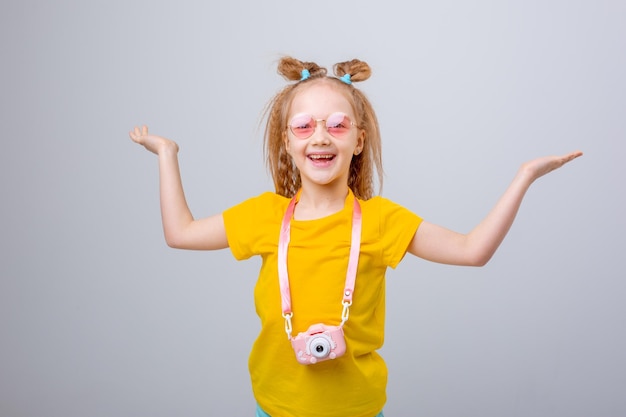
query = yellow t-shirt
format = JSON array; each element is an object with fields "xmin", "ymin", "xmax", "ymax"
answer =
[{"xmin": 223, "ymin": 190, "xmax": 422, "ymax": 417}]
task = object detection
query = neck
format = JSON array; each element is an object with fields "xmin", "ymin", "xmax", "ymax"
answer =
[{"xmin": 295, "ymin": 184, "xmax": 350, "ymax": 220}]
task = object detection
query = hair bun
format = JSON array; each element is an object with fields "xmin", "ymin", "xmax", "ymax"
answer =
[
  {"xmin": 333, "ymin": 59, "xmax": 371, "ymax": 83},
  {"xmin": 277, "ymin": 57, "xmax": 327, "ymax": 81}
]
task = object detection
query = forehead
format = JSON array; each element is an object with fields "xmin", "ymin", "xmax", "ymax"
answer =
[{"xmin": 288, "ymin": 81, "xmax": 355, "ymax": 117}]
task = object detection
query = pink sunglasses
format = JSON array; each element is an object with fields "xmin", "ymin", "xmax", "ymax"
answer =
[{"xmin": 287, "ymin": 112, "xmax": 358, "ymax": 139}]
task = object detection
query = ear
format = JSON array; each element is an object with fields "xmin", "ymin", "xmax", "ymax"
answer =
[
  {"xmin": 283, "ymin": 131, "xmax": 291, "ymax": 153},
  {"xmin": 354, "ymin": 130, "xmax": 365, "ymax": 155}
]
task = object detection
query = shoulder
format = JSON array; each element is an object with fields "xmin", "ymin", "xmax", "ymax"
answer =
[
  {"xmin": 359, "ymin": 195, "xmax": 423, "ymax": 236},
  {"xmin": 229, "ymin": 191, "xmax": 288, "ymax": 207},
  {"xmin": 360, "ymin": 196, "xmax": 423, "ymax": 267},
  {"xmin": 223, "ymin": 192, "xmax": 289, "ymax": 223},
  {"xmin": 360, "ymin": 195, "xmax": 417, "ymax": 217},
  {"xmin": 222, "ymin": 192, "xmax": 290, "ymax": 258}
]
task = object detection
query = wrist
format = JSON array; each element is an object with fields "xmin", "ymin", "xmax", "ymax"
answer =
[
  {"xmin": 158, "ymin": 140, "xmax": 179, "ymax": 156},
  {"xmin": 514, "ymin": 165, "xmax": 536, "ymax": 188}
]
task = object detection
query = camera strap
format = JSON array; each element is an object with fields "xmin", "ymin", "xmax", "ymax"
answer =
[{"xmin": 278, "ymin": 190, "xmax": 362, "ymax": 339}]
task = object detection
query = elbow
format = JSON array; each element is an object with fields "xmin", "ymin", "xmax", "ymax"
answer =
[
  {"xmin": 463, "ymin": 238, "xmax": 497, "ymax": 267},
  {"xmin": 467, "ymin": 251, "xmax": 493, "ymax": 267},
  {"xmin": 471, "ymin": 257, "xmax": 490, "ymax": 268},
  {"xmin": 164, "ymin": 232, "xmax": 185, "ymax": 249},
  {"xmin": 165, "ymin": 237, "xmax": 180, "ymax": 249}
]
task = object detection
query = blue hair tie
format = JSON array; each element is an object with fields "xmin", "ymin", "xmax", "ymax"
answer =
[
  {"xmin": 300, "ymin": 69, "xmax": 310, "ymax": 81},
  {"xmin": 339, "ymin": 74, "xmax": 352, "ymax": 85}
]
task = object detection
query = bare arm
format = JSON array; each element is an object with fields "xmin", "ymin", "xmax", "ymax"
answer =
[
  {"xmin": 129, "ymin": 126, "xmax": 228, "ymax": 250},
  {"xmin": 408, "ymin": 151, "xmax": 583, "ymax": 266}
]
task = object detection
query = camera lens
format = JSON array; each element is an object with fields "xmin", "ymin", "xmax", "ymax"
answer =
[{"xmin": 310, "ymin": 337, "xmax": 331, "ymax": 359}]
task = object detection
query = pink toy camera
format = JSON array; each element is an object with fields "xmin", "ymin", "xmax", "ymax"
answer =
[{"xmin": 291, "ymin": 323, "xmax": 346, "ymax": 365}]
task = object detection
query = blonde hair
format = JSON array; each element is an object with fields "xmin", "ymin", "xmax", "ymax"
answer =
[{"xmin": 263, "ymin": 57, "xmax": 383, "ymax": 200}]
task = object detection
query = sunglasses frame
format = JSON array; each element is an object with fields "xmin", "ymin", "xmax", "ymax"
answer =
[{"xmin": 286, "ymin": 112, "xmax": 359, "ymax": 139}]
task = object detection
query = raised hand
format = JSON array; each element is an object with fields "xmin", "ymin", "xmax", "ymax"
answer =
[
  {"xmin": 520, "ymin": 150, "xmax": 583, "ymax": 183},
  {"xmin": 409, "ymin": 149, "xmax": 583, "ymax": 266},
  {"xmin": 129, "ymin": 125, "xmax": 179, "ymax": 155}
]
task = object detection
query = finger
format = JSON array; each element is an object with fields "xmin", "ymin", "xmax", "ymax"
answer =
[
  {"xmin": 569, "ymin": 150, "xmax": 583, "ymax": 159},
  {"xmin": 141, "ymin": 125, "xmax": 148, "ymax": 136},
  {"xmin": 562, "ymin": 150, "xmax": 583, "ymax": 164},
  {"xmin": 129, "ymin": 126, "xmax": 142, "ymax": 143}
]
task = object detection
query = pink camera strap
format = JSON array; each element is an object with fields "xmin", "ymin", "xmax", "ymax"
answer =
[{"xmin": 278, "ymin": 190, "xmax": 362, "ymax": 338}]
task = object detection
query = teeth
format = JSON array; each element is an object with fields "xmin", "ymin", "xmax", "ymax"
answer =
[{"xmin": 309, "ymin": 154, "xmax": 334, "ymax": 160}]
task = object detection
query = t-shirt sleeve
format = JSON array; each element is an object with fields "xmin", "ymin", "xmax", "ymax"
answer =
[
  {"xmin": 222, "ymin": 192, "xmax": 284, "ymax": 261},
  {"xmin": 378, "ymin": 198, "xmax": 423, "ymax": 268}
]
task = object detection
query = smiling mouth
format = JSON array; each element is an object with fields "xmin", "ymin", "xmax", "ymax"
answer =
[{"xmin": 308, "ymin": 154, "xmax": 335, "ymax": 161}]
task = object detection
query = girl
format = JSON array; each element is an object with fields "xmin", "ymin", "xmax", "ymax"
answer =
[{"xmin": 130, "ymin": 56, "xmax": 582, "ymax": 417}]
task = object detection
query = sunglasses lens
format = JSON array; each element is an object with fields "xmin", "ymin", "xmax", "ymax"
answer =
[
  {"xmin": 326, "ymin": 113, "xmax": 352, "ymax": 137},
  {"xmin": 288, "ymin": 113, "xmax": 354, "ymax": 139},
  {"xmin": 289, "ymin": 115, "xmax": 316, "ymax": 139}
]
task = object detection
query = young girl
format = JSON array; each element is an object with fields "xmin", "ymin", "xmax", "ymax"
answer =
[{"xmin": 130, "ymin": 56, "xmax": 582, "ymax": 417}]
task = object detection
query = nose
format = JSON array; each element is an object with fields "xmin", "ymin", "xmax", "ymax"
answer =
[{"xmin": 309, "ymin": 120, "xmax": 331, "ymax": 145}]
